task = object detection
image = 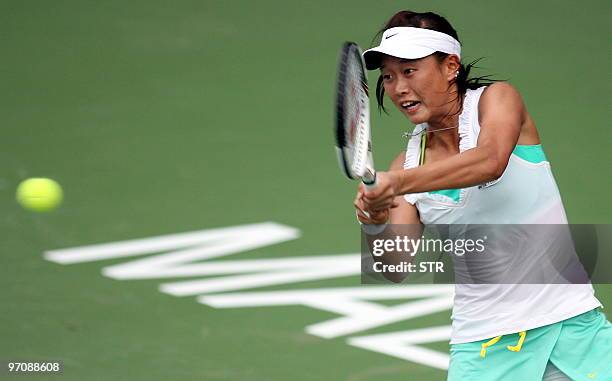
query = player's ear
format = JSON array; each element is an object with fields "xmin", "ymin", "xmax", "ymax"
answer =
[{"xmin": 445, "ymin": 54, "xmax": 461, "ymax": 82}]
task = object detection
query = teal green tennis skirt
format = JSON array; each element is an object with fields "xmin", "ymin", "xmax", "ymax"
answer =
[{"xmin": 447, "ymin": 309, "xmax": 612, "ymax": 380}]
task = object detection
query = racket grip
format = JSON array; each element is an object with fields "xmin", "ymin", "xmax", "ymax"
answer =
[
  {"xmin": 363, "ymin": 172, "xmax": 377, "ymax": 192},
  {"xmin": 356, "ymin": 209, "xmax": 371, "ymax": 221},
  {"xmin": 362, "ymin": 179, "xmax": 376, "ymax": 218},
  {"xmin": 359, "ymin": 171, "xmax": 376, "ymax": 219}
]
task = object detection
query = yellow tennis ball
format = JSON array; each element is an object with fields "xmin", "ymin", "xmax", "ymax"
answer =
[{"xmin": 16, "ymin": 178, "xmax": 63, "ymax": 212}]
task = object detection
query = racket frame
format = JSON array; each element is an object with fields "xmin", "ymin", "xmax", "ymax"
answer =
[{"xmin": 334, "ymin": 41, "xmax": 376, "ymax": 188}]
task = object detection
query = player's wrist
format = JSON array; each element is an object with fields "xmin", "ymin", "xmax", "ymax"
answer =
[
  {"xmin": 356, "ymin": 210, "xmax": 384, "ymax": 224},
  {"xmin": 355, "ymin": 210, "xmax": 389, "ymax": 234},
  {"xmin": 361, "ymin": 221, "xmax": 388, "ymax": 235}
]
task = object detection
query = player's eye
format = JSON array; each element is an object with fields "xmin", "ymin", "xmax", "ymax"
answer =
[
  {"xmin": 403, "ymin": 68, "xmax": 415, "ymax": 75},
  {"xmin": 381, "ymin": 74, "xmax": 392, "ymax": 82}
]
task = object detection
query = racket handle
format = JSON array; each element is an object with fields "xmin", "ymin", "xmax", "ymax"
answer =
[
  {"xmin": 358, "ymin": 171, "xmax": 376, "ymax": 219},
  {"xmin": 356, "ymin": 209, "xmax": 371, "ymax": 220},
  {"xmin": 362, "ymin": 179, "xmax": 377, "ymax": 218},
  {"xmin": 363, "ymin": 171, "xmax": 377, "ymax": 192}
]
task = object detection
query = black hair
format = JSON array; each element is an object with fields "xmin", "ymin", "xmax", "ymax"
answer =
[{"xmin": 373, "ymin": 10, "xmax": 499, "ymax": 114}]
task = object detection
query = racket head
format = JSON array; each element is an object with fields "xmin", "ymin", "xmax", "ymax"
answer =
[{"xmin": 334, "ymin": 42, "xmax": 375, "ymax": 183}]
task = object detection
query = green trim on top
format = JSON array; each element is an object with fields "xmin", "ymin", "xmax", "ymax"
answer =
[
  {"xmin": 420, "ymin": 144, "xmax": 547, "ymax": 203},
  {"xmin": 512, "ymin": 144, "xmax": 547, "ymax": 163}
]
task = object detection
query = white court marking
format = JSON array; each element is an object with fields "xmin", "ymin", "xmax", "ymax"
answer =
[{"xmin": 44, "ymin": 222, "xmax": 454, "ymax": 371}]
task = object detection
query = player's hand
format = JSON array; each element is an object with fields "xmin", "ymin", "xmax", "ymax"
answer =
[
  {"xmin": 354, "ymin": 187, "xmax": 396, "ymax": 224},
  {"xmin": 362, "ymin": 171, "xmax": 401, "ymax": 212}
]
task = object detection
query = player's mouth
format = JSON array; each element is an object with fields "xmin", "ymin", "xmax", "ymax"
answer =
[{"xmin": 401, "ymin": 100, "xmax": 421, "ymax": 114}]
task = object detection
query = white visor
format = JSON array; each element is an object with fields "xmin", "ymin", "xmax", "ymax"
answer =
[{"xmin": 363, "ymin": 27, "xmax": 461, "ymax": 70}]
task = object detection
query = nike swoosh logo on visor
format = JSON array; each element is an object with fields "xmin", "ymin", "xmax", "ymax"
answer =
[{"xmin": 385, "ymin": 33, "xmax": 399, "ymax": 39}]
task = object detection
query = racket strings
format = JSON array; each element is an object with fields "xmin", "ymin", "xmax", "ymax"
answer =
[{"xmin": 344, "ymin": 53, "xmax": 370, "ymax": 176}]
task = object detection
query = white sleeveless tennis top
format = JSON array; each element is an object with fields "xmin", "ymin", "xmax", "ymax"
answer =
[{"xmin": 403, "ymin": 86, "xmax": 602, "ymax": 344}]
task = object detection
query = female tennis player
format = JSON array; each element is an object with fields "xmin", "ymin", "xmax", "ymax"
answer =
[{"xmin": 354, "ymin": 10, "xmax": 611, "ymax": 381}]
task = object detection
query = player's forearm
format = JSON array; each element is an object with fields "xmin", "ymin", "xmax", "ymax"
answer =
[{"xmin": 394, "ymin": 147, "xmax": 505, "ymax": 194}]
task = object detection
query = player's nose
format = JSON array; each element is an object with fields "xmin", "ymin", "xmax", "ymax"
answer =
[{"xmin": 393, "ymin": 77, "xmax": 410, "ymax": 96}]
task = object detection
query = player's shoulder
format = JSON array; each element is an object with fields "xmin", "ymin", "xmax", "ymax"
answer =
[
  {"xmin": 480, "ymin": 82, "xmax": 523, "ymax": 104},
  {"xmin": 479, "ymin": 82, "xmax": 525, "ymax": 115},
  {"xmin": 389, "ymin": 151, "xmax": 406, "ymax": 170}
]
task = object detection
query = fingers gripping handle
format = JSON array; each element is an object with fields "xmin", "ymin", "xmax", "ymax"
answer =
[{"xmin": 361, "ymin": 172, "xmax": 377, "ymax": 218}]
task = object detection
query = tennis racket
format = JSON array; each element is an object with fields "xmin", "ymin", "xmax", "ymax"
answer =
[{"xmin": 334, "ymin": 42, "xmax": 377, "ymax": 191}]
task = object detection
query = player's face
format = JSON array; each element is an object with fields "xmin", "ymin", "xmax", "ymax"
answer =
[{"xmin": 380, "ymin": 55, "xmax": 457, "ymax": 125}]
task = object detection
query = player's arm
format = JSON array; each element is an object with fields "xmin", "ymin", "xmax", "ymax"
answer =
[
  {"xmin": 356, "ymin": 152, "xmax": 423, "ymax": 283},
  {"xmin": 355, "ymin": 151, "xmax": 422, "ymax": 225},
  {"xmin": 364, "ymin": 82, "xmax": 524, "ymax": 210},
  {"xmin": 387, "ymin": 152, "xmax": 422, "ymax": 225}
]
